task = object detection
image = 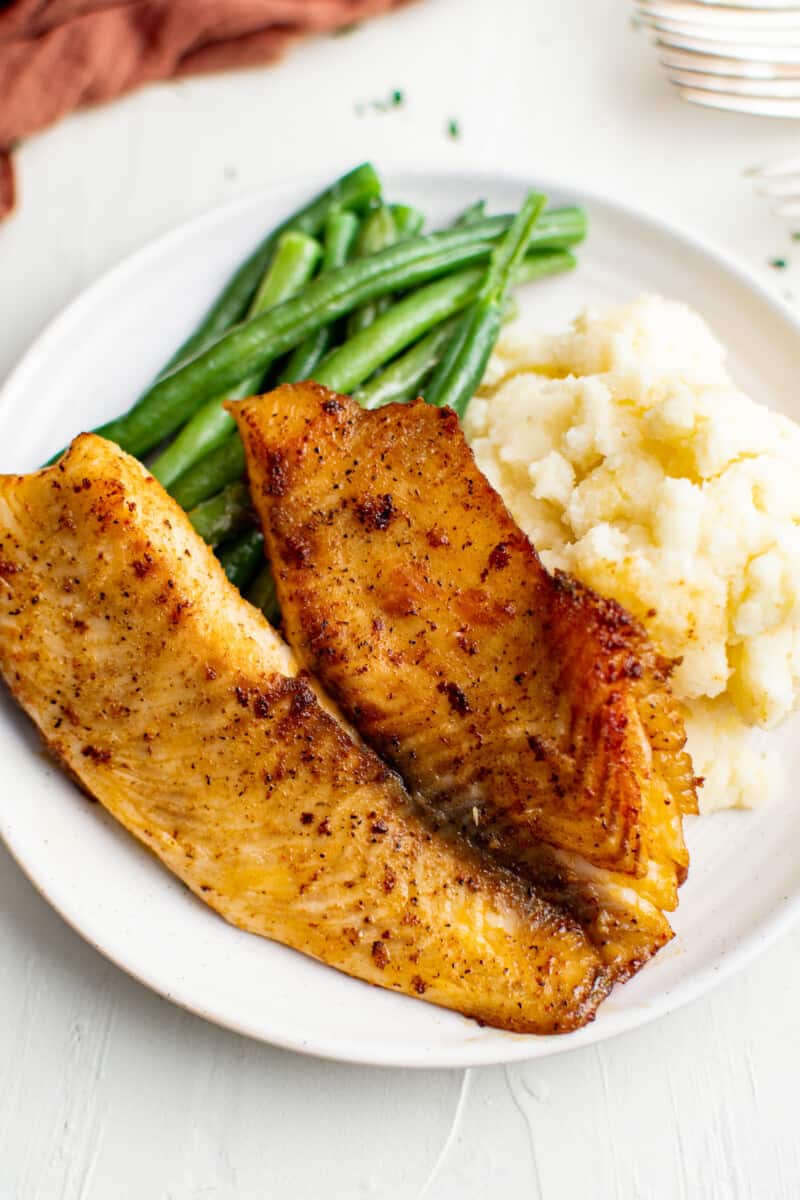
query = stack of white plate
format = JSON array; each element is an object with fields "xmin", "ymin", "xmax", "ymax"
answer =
[{"xmin": 636, "ymin": 0, "xmax": 800, "ymax": 117}]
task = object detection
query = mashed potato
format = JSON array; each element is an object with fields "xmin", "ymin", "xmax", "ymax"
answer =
[{"xmin": 465, "ymin": 296, "xmax": 800, "ymax": 812}]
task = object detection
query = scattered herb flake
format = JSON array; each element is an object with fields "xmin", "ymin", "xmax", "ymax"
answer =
[
  {"xmin": 333, "ymin": 21, "xmax": 361, "ymax": 36},
  {"xmin": 355, "ymin": 89, "xmax": 406, "ymax": 116},
  {"xmin": 447, "ymin": 118, "xmax": 461, "ymax": 140},
  {"xmin": 792, "ymin": 232, "xmax": 800, "ymax": 242},
  {"xmin": 769, "ymin": 257, "xmax": 789, "ymax": 270}
]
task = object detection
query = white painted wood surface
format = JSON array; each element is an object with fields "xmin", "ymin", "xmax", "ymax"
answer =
[{"xmin": 2, "ymin": 1, "xmax": 799, "ymax": 1195}]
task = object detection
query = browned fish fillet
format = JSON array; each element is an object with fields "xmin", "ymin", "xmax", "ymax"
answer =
[
  {"xmin": 0, "ymin": 433, "xmax": 612, "ymax": 1034},
  {"xmin": 231, "ymin": 384, "xmax": 698, "ymax": 980}
]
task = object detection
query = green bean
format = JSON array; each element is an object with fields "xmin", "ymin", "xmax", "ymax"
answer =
[
  {"xmin": 508, "ymin": 205, "xmax": 585, "ymax": 249},
  {"xmin": 347, "ymin": 246, "xmax": 573, "ymax": 410},
  {"xmin": 169, "ymin": 434, "xmax": 245, "ymax": 510},
  {"xmin": 316, "ymin": 241, "xmax": 567, "ymax": 395},
  {"xmin": 276, "ymin": 327, "xmax": 329, "ymax": 387},
  {"xmin": 170, "ymin": 214, "xmax": 355, "ymax": 499},
  {"xmin": 351, "ymin": 283, "xmax": 529, "ymax": 412},
  {"xmin": 426, "ymin": 191, "xmax": 546, "ymax": 418},
  {"xmin": 390, "ymin": 204, "xmax": 425, "ymax": 237},
  {"xmin": 172, "ymin": 249, "xmax": 574, "ymax": 507},
  {"xmin": 218, "ymin": 528, "xmax": 265, "ymax": 590},
  {"xmin": 249, "ymin": 230, "xmax": 322, "ymax": 312},
  {"xmin": 150, "ymin": 231, "xmax": 322, "ymax": 488},
  {"xmin": 180, "ymin": 244, "xmax": 570, "ymax": 550},
  {"xmin": 502, "ymin": 295, "xmax": 519, "ymax": 325},
  {"xmin": 279, "ymin": 209, "xmax": 360, "ymax": 384},
  {"xmin": 188, "ymin": 481, "xmax": 252, "ymax": 546},
  {"xmin": 247, "ymin": 565, "xmax": 281, "ymax": 625},
  {"xmin": 513, "ymin": 248, "xmax": 575, "ymax": 286},
  {"xmin": 312, "ymin": 265, "xmax": 487, "ymax": 394},
  {"xmin": 347, "ymin": 206, "xmax": 424, "ymax": 338},
  {"xmin": 487, "ymin": 194, "xmax": 548, "ymax": 296},
  {"xmin": 452, "ymin": 200, "xmax": 487, "ymax": 227},
  {"xmin": 347, "ymin": 206, "xmax": 399, "ymax": 337},
  {"xmin": 354, "ymin": 205, "xmax": 396, "ymax": 255},
  {"xmin": 175, "ymin": 248, "xmax": 575, "ymax": 586},
  {"xmin": 96, "ymin": 207, "xmax": 585, "ymax": 457},
  {"xmin": 160, "ymin": 163, "xmax": 381, "ymax": 373},
  {"xmin": 353, "ymin": 319, "xmax": 459, "ymax": 410},
  {"xmin": 96, "ymin": 244, "xmax": 489, "ymax": 453},
  {"xmin": 423, "ymin": 302, "xmax": 501, "ymax": 412}
]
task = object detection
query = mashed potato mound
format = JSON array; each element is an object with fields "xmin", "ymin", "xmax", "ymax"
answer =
[{"xmin": 465, "ymin": 296, "xmax": 800, "ymax": 812}]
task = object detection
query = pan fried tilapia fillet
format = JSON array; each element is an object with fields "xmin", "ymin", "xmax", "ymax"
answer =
[
  {"xmin": 231, "ymin": 384, "xmax": 698, "ymax": 981},
  {"xmin": 0, "ymin": 433, "xmax": 613, "ymax": 1034}
]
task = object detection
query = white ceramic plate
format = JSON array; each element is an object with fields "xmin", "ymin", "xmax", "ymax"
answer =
[{"xmin": 1, "ymin": 168, "xmax": 799, "ymax": 1069}]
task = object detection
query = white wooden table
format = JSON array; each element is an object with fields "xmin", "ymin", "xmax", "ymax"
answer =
[{"xmin": 2, "ymin": 2, "xmax": 799, "ymax": 1196}]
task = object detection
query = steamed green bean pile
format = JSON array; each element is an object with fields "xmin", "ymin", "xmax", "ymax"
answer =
[{"xmin": 88, "ymin": 163, "xmax": 587, "ymax": 613}]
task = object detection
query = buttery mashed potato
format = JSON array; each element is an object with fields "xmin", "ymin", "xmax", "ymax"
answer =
[{"xmin": 465, "ymin": 296, "xmax": 800, "ymax": 813}]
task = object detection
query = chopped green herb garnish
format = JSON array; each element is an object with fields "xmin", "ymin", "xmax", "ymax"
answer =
[
  {"xmin": 355, "ymin": 89, "xmax": 406, "ymax": 115},
  {"xmin": 792, "ymin": 232, "xmax": 800, "ymax": 242},
  {"xmin": 447, "ymin": 118, "xmax": 461, "ymax": 140},
  {"xmin": 333, "ymin": 21, "xmax": 361, "ymax": 36},
  {"xmin": 769, "ymin": 257, "xmax": 788, "ymax": 270}
]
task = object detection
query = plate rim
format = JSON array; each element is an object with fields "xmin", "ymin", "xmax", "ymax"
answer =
[{"xmin": 2, "ymin": 160, "xmax": 800, "ymax": 1069}]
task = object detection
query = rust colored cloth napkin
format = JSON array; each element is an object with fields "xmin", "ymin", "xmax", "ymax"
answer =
[{"xmin": 0, "ymin": 0, "xmax": 413, "ymax": 220}]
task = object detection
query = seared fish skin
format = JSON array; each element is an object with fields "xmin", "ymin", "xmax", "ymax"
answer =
[
  {"xmin": 231, "ymin": 385, "xmax": 697, "ymax": 979},
  {"xmin": 0, "ymin": 434, "xmax": 611, "ymax": 1034}
]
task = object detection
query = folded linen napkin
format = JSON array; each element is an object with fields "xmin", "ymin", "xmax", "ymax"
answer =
[{"xmin": 0, "ymin": 0, "xmax": 413, "ymax": 220}]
